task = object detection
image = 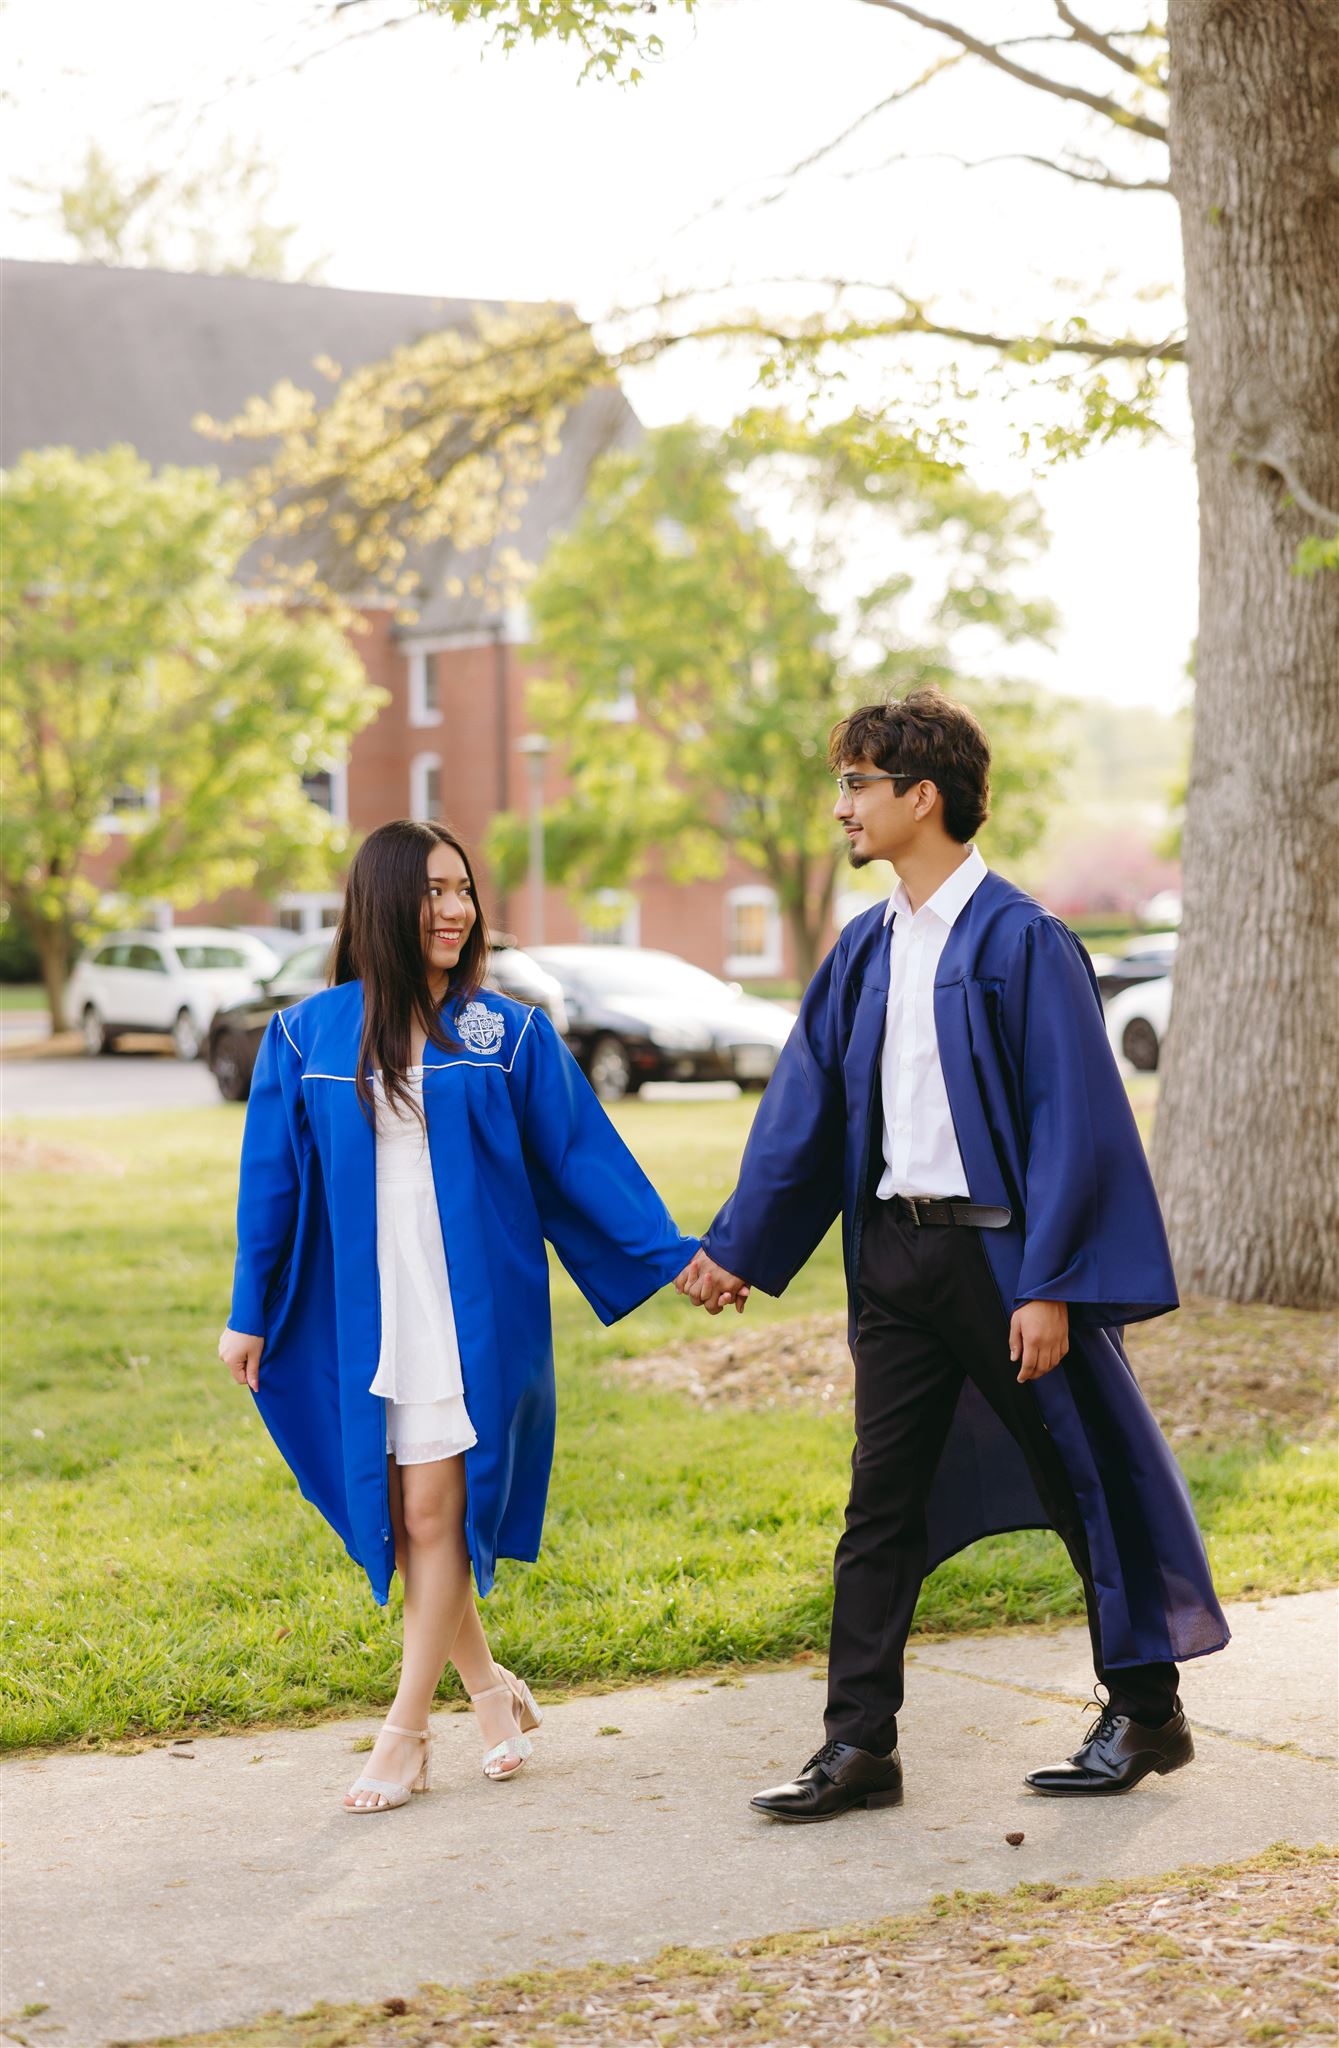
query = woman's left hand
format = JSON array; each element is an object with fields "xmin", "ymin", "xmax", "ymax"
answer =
[{"xmin": 218, "ymin": 1327, "xmax": 265, "ymax": 1392}]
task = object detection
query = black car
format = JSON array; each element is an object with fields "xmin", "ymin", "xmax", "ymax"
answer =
[
  {"xmin": 1090, "ymin": 933, "xmax": 1179, "ymax": 1005},
  {"xmin": 206, "ymin": 935, "xmax": 568, "ymax": 1102},
  {"xmin": 526, "ymin": 945, "xmax": 796, "ymax": 1101}
]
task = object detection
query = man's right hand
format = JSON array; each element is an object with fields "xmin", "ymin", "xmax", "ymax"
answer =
[{"xmin": 674, "ymin": 1251, "xmax": 751, "ymax": 1315}]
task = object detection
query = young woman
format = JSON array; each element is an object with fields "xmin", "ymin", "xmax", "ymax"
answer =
[{"xmin": 218, "ymin": 820, "xmax": 698, "ymax": 1814}]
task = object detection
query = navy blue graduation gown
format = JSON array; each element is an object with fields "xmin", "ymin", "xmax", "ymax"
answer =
[
  {"xmin": 704, "ymin": 871, "xmax": 1228, "ymax": 1670},
  {"xmin": 230, "ymin": 984, "xmax": 699, "ymax": 1604}
]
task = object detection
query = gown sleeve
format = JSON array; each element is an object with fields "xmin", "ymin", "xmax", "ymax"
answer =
[
  {"xmin": 1004, "ymin": 915, "xmax": 1178, "ymax": 1328},
  {"xmin": 512, "ymin": 1007, "xmax": 700, "ymax": 1325},
  {"xmin": 229, "ymin": 1011, "xmax": 306, "ymax": 1338},
  {"xmin": 700, "ymin": 937, "xmax": 847, "ymax": 1295}
]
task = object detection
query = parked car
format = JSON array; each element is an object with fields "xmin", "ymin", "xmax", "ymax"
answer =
[
  {"xmin": 1105, "ymin": 973, "xmax": 1172, "ymax": 1073},
  {"xmin": 527, "ymin": 945, "xmax": 796, "ymax": 1101},
  {"xmin": 1088, "ymin": 932, "xmax": 1179, "ymax": 1005},
  {"xmin": 69, "ymin": 928, "xmax": 282, "ymax": 1062},
  {"xmin": 205, "ymin": 935, "xmax": 568, "ymax": 1102}
]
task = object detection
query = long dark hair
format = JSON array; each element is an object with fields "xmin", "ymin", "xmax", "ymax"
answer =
[{"xmin": 329, "ymin": 819, "xmax": 491, "ymax": 1127}]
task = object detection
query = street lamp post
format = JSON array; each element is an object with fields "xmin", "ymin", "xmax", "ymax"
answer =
[{"xmin": 514, "ymin": 733, "xmax": 551, "ymax": 948}]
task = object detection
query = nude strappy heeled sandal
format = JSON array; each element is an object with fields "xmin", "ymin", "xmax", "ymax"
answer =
[
  {"xmin": 344, "ymin": 1722, "xmax": 434, "ymax": 1813},
  {"xmin": 470, "ymin": 1666, "xmax": 542, "ymax": 1780}
]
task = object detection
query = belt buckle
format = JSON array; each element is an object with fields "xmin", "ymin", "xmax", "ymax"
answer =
[{"xmin": 904, "ymin": 1195, "xmax": 924, "ymax": 1227}]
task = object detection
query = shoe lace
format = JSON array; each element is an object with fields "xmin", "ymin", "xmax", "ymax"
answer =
[
  {"xmin": 802, "ymin": 1739, "xmax": 846, "ymax": 1774},
  {"xmin": 1082, "ymin": 1686, "xmax": 1120, "ymax": 1746}
]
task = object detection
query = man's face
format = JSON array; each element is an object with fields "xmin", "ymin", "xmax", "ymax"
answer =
[{"xmin": 832, "ymin": 754, "xmax": 923, "ymax": 867}]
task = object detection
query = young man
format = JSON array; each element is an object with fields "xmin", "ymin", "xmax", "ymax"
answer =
[{"xmin": 677, "ymin": 690, "xmax": 1227, "ymax": 1822}]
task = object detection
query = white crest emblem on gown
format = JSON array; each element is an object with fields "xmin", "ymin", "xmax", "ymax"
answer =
[{"xmin": 458, "ymin": 1000, "xmax": 506, "ymax": 1056}]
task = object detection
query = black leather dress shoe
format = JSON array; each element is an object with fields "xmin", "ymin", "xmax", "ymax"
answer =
[
  {"xmin": 750, "ymin": 1740, "xmax": 904, "ymax": 1823},
  {"xmin": 1025, "ymin": 1704, "xmax": 1194, "ymax": 1795}
]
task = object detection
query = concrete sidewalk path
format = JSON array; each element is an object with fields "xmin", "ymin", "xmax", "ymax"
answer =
[{"xmin": 4, "ymin": 1590, "xmax": 1335, "ymax": 2047}]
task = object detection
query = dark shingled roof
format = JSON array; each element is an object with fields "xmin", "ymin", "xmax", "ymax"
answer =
[{"xmin": 0, "ymin": 258, "xmax": 640, "ymax": 633}]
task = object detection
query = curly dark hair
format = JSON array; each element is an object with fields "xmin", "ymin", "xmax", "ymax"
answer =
[{"xmin": 827, "ymin": 689, "xmax": 991, "ymax": 843}]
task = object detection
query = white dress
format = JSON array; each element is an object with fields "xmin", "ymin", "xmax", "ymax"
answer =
[{"xmin": 367, "ymin": 1068, "xmax": 478, "ymax": 1465}]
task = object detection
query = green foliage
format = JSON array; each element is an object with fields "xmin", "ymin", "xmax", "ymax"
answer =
[
  {"xmin": 420, "ymin": 0, "xmax": 696, "ymax": 82},
  {"xmin": 18, "ymin": 138, "xmax": 322, "ymax": 280},
  {"xmin": 488, "ymin": 419, "xmax": 1062, "ymax": 975},
  {"xmin": 0, "ymin": 446, "xmax": 382, "ymax": 1014},
  {"xmin": 1293, "ymin": 530, "xmax": 1339, "ymax": 577}
]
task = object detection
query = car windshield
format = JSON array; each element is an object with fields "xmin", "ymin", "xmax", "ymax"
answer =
[
  {"xmin": 269, "ymin": 941, "xmax": 332, "ymax": 991},
  {"xmin": 544, "ymin": 952, "xmax": 730, "ymax": 1000},
  {"xmin": 172, "ymin": 944, "xmax": 252, "ymax": 970}
]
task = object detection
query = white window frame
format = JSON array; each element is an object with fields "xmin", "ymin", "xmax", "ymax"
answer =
[
  {"xmin": 276, "ymin": 891, "xmax": 344, "ymax": 936},
  {"xmin": 578, "ymin": 891, "xmax": 641, "ymax": 947},
  {"xmin": 410, "ymin": 750, "xmax": 444, "ymax": 823},
  {"xmin": 301, "ymin": 758, "xmax": 349, "ymax": 823},
  {"xmin": 724, "ymin": 885, "xmax": 782, "ymax": 980},
  {"xmin": 95, "ymin": 770, "xmax": 161, "ymax": 836},
  {"xmin": 406, "ymin": 647, "xmax": 442, "ymax": 728}
]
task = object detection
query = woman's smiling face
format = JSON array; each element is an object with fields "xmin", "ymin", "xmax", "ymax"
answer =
[{"xmin": 421, "ymin": 841, "xmax": 477, "ymax": 976}]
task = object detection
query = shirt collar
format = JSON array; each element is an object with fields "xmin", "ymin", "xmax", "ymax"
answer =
[{"xmin": 883, "ymin": 844, "xmax": 988, "ymax": 929}]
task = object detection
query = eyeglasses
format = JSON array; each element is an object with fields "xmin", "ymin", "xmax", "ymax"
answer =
[{"xmin": 834, "ymin": 771, "xmax": 918, "ymax": 799}]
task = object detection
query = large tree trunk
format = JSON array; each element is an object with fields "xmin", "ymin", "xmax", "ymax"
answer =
[{"xmin": 1155, "ymin": 2, "xmax": 1339, "ymax": 1306}]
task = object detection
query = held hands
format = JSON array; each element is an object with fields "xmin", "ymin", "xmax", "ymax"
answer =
[
  {"xmin": 218, "ymin": 1327, "xmax": 265, "ymax": 1392},
  {"xmin": 1009, "ymin": 1300, "xmax": 1069, "ymax": 1383},
  {"xmin": 674, "ymin": 1250, "xmax": 751, "ymax": 1315}
]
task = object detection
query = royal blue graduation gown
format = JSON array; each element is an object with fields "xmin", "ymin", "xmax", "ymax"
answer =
[
  {"xmin": 229, "ymin": 984, "xmax": 699, "ymax": 1603},
  {"xmin": 704, "ymin": 871, "xmax": 1229, "ymax": 1670}
]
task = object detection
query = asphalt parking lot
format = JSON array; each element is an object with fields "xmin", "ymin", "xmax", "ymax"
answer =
[{"xmin": 1, "ymin": 1017, "xmax": 745, "ymax": 1119}]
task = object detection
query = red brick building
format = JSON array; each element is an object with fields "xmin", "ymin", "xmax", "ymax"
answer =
[{"xmin": 3, "ymin": 261, "xmax": 825, "ymax": 982}]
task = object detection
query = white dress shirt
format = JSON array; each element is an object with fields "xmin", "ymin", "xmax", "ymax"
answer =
[{"xmin": 876, "ymin": 845, "xmax": 989, "ymax": 1201}]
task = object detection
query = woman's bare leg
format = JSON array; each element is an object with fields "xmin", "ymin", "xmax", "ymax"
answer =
[{"xmin": 346, "ymin": 1454, "xmax": 516, "ymax": 1808}]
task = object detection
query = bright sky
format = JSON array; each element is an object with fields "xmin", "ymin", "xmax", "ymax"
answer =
[{"xmin": 3, "ymin": 0, "xmax": 1198, "ymax": 714}]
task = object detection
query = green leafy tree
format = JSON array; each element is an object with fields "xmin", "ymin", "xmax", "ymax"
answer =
[
  {"xmin": 18, "ymin": 138, "xmax": 323, "ymax": 280},
  {"xmin": 486, "ymin": 419, "xmax": 1062, "ymax": 983},
  {"xmin": 1, "ymin": 447, "xmax": 381, "ymax": 1027}
]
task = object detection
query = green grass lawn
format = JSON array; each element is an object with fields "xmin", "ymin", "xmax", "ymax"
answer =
[{"xmin": 3, "ymin": 1098, "xmax": 1334, "ymax": 1752}]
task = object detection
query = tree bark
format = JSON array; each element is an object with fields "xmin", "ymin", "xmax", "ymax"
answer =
[
  {"xmin": 32, "ymin": 919, "xmax": 70, "ymax": 1034},
  {"xmin": 1155, "ymin": 1, "xmax": 1339, "ymax": 1305}
]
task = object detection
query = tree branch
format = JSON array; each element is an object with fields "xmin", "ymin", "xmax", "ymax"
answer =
[
  {"xmin": 854, "ymin": 0, "xmax": 1168, "ymax": 143},
  {"xmin": 842, "ymin": 147, "xmax": 1169, "ymax": 193},
  {"xmin": 1051, "ymin": 2, "xmax": 1161, "ymax": 83}
]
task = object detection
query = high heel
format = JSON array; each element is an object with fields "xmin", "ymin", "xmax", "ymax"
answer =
[
  {"xmin": 469, "ymin": 1667, "xmax": 541, "ymax": 1780},
  {"xmin": 344, "ymin": 1721, "xmax": 433, "ymax": 1813}
]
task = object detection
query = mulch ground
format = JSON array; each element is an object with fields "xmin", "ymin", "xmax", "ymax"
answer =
[
  {"xmin": 616, "ymin": 1298, "xmax": 1339, "ymax": 1450},
  {"xmin": 122, "ymin": 1847, "xmax": 1337, "ymax": 2048}
]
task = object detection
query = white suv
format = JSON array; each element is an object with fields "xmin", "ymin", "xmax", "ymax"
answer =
[{"xmin": 68, "ymin": 928, "xmax": 281, "ymax": 1061}]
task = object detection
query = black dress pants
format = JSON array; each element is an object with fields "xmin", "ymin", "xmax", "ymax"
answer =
[{"xmin": 824, "ymin": 1196, "xmax": 1180, "ymax": 1756}]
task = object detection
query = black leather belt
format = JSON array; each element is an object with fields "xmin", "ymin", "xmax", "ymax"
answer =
[{"xmin": 890, "ymin": 1194, "xmax": 1012, "ymax": 1229}]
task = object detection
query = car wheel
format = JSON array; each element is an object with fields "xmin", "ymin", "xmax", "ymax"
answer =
[
  {"xmin": 81, "ymin": 1005, "xmax": 117, "ymax": 1056},
  {"xmin": 211, "ymin": 1030, "xmax": 254, "ymax": 1102},
  {"xmin": 172, "ymin": 1008, "xmax": 204, "ymax": 1062},
  {"xmin": 1121, "ymin": 1016, "xmax": 1161, "ymax": 1072},
  {"xmin": 587, "ymin": 1034, "xmax": 635, "ymax": 1101}
]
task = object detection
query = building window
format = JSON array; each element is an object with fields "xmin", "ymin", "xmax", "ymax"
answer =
[
  {"xmin": 594, "ymin": 664, "xmax": 637, "ymax": 723},
  {"xmin": 277, "ymin": 892, "xmax": 343, "ymax": 935},
  {"xmin": 411, "ymin": 752, "xmax": 443, "ymax": 823},
  {"xmin": 96, "ymin": 775, "xmax": 161, "ymax": 834},
  {"xmin": 301, "ymin": 760, "xmax": 349, "ymax": 822},
  {"xmin": 725, "ymin": 886, "xmax": 782, "ymax": 979},
  {"xmin": 407, "ymin": 647, "xmax": 442, "ymax": 727},
  {"xmin": 579, "ymin": 891, "xmax": 640, "ymax": 947}
]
